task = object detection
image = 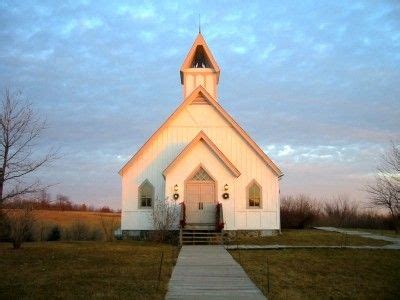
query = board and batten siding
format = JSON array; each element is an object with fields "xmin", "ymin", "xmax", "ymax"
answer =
[
  {"xmin": 182, "ymin": 69, "xmax": 218, "ymax": 99},
  {"xmin": 121, "ymin": 103, "xmax": 280, "ymax": 231}
]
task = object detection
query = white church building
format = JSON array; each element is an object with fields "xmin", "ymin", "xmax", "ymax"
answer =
[{"xmin": 119, "ymin": 33, "xmax": 283, "ymax": 236}]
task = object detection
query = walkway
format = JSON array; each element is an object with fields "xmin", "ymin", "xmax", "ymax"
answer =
[
  {"xmin": 165, "ymin": 245, "xmax": 266, "ymax": 300},
  {"xmin": 225, "ymin": 228, "xmax": 400, "ymax": 250},
  {"xmin": 315, "ymin": 227, "xmax": 400, "ymax": 249},
  {"xmin": 225, "ymin": 244, "xmax": 400, "ymax": 250}
]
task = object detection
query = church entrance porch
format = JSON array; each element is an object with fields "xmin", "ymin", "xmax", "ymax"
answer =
[{"xmin": 184, "ymin": 166, "xmax": 216, "ymax": 228}]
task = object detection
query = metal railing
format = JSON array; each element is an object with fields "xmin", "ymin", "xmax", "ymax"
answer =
[
  {"xmin": 216, "ymin": 203, "xmax": 224, "ymax": 232},
  {"xmin": 180, "ymin": 202, "xmax": 186, "ymax": 229}
]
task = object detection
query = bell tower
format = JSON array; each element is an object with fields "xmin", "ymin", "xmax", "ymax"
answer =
[{"xmin": 180, "ymin": 33, "xmax": 220, "ymax": 100}]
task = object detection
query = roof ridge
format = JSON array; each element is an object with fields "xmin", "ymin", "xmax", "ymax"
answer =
[
  {"xmin": 163, "ymin": 130, "xmax": 241, "ymax": 177},
  {"xmin": 119, "ymin": 86, "xmax": 283, "ymax": 177}
]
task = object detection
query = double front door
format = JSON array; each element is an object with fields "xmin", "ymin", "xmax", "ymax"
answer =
[{"xmin": 185, "ymin": 167, "xmax": 216, "ymax": 224}]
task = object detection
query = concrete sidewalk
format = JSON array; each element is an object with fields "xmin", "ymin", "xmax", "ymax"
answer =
[
  {"xmin": 224, "ymin": 228, "xmax": 400, "ymax": 250},
  {"xmin": 315, "ymin": 227, "xmax": 400, "ymax": 249},
  {"xmin": 165, "ymin": 245, "xmax": 266, "ymax": 300},
  {"xmin": 225, "ymin": 244, "xmax": 400, "ymax": 250}
]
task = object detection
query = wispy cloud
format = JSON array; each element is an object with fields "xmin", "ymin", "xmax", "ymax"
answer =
[
  {"xmin": 0, "ymin": 0, "xmax": 399, "ymax": 207},
  {"xmin": 116, "ymin": 4, "xmax": 156, "ymax": 20}
]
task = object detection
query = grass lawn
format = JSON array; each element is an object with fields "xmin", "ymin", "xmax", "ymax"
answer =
[
  {"xmin": 230, "ymin": 248, "xmax": 400, "ymax": 299},
  {"xmin": 0, "ymin": 241, "xmax": 178, "ymax": 299},
  {"xmin": 226, "ymin": 229, "xmax": 390, "ymax": 246}
]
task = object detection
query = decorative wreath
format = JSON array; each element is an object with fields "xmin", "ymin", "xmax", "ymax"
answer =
[
  {"xmin": 173, "ymin": 193, "xmax": 179, "ymax": 200},
  {"xmin": 222, "ymin": 192, "xmax": 229, "ymax": 199}
]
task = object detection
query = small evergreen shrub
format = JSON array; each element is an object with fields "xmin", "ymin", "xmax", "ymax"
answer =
[{"xmin": 47, "ymin": 225, "xmax": 61, "ymax": 241}]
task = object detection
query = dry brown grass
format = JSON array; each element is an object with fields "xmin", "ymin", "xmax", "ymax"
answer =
[
  {"xmin": 0, "ymin": 241, "xmax": 178, "ymax": 299},
  {"xmin": 226, "ymin": 229, "xmax": 390, "ymax": 246},
  {"xmin": 33, "ymin": 210, "xmax": 120, "ymax": 227},
  {"xmin": 230, "ymin": 248, "xmax": 400, "ymax": 299},
  {"xmin": 2, "ymin": 209, "xmax": 121, "ymax": 241}
]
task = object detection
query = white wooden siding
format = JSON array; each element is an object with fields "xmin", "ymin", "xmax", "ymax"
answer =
[{"xmin": 121, "ymin": 102, "xmax": 280, "ymax": 230}]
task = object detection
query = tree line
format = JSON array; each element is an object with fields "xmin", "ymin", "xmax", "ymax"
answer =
[
  {"xmin": 0, "ymin": 88, "xmax": 398, "ymax": 249},
  {"xmin": 2, "ymin": 191, "xmax": 118, "ymax": 213}
]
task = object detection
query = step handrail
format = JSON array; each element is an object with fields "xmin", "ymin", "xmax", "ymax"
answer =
[
  {"xmin": 216, "ymin": 203, "xmax": 224, "ymax": 232},
  {"xmin": 180, "ymin": 202, "xmax": 186, "ymax": 228}
]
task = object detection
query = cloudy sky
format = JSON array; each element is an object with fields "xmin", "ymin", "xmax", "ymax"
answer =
[{"xmin": 0, "ymin": 1, "xmax": 399, "ymax": 208}]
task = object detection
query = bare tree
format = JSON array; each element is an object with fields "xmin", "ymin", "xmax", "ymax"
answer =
[
  {"xmin": 280, "ymin": 195, "xmax": 320, "ymax": 229},
  {"xmin": 38, "ymin": 189, "xmax": 51, "ymax": 204},
  {"xmin": 366, "ymin": 142, "xmax": 400, "ymax": 232},
  {"xmin": 0, "ymin": 88, "xmax": 57, "ymax": 204},
  {"xmin": 56, "ymin": 193, "xmax": 71, "ymax": 211},
  {"xmin": 150, "ymin": 197, "xmax": 179, "ymax": 242}
]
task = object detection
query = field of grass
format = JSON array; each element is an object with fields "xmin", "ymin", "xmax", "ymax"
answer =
[
  {"xmin": 33, "ymin": 210, "xmax": 121, "ymax": 227},
  {"xmin": 0, "ymin": 241, "xmax": 178, "ymax": 299},
  {"xmin": 2, "ymin": 210, "xmax": 397, "ymax": 299},
  {"xmin": 226, "ymin": 229, "xmax": 390, "ymax": 246},
  {"xmin": 230, "ymin": 248, "xmax": 400, "ymax": 299},
  {"xmin": 7, "ymin": 210, "xmax": 123, "ymax": 241}
]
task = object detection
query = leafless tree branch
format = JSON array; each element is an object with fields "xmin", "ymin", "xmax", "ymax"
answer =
[
  {"xmin": 365, "ymin": 141, "xmax": 400, "ymax": 232},
  {"xmin": 150, "ymin": 196, "xmax": 179, "ymax": 242},
  {"xmin": 0, "ymin": 88, "xmax": 58, "ymax": 204}
]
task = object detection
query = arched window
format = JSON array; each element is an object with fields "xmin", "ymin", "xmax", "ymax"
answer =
[
  {"xmin": 247, "ymin": 180, "xmax": 262, "ymax": 208},
  {"xmin": 138, "ymin": 180, "xmax": 154, "ymax": 208}
]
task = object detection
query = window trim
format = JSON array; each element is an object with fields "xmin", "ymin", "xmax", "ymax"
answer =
[
  {"xmin": 246, "ymin": 179, "xmax": 262, "ymax": 209},
  {"xmin": 185, "ymin": 164, "xmax": 216, "ymax": 183},
  {"xmin": 138, "ymin": 179, "xmax": 154, "ymax": 209}
]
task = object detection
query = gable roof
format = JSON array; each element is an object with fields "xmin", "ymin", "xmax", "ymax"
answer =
[
  {"xmin": 163, "ymin": 131, "xmax": 241, "ymax": 178},
  {"xmin": 180, "ymin": 33, "xmax": 220, "ymax": 84},
  {"xmin": 119, "ymin": 85, "xmax": 283, "ymax": 177}
]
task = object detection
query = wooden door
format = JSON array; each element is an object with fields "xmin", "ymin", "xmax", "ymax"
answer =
[
  {"xmin": 185, "ymin": 167, "xmax": 216, "ymax": 224},
  {"xmin": 200, "ymin": 182, "xmax": 215, "ymax": 223},
  {"xmin": 186, "ymin": 183, "xmax": 202, "ymax": 223}
]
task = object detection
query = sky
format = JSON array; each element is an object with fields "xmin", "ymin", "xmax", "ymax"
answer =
[{"xmin": 0, "ymin": 1, "xmax": 399, "ymax": 208}]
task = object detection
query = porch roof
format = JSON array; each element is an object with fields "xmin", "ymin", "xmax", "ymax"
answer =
[{"xmin": 162, "ymin": 131, "xmax": 241, "ymax": 178}]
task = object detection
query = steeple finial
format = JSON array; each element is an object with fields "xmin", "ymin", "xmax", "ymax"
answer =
[{"xmin": 198, "ymin": 14, "xmax": 201, "ymax": 34}]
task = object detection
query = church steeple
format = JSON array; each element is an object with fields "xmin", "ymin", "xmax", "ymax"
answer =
[{"xmin": 180, "ymin": 33, "xmax": 220, "ymax": 100}]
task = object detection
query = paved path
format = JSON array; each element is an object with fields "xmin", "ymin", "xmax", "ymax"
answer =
[
  {"xmin": 225, "ymin": 244, "xmax": 400, "ymax": 250},
  {"xmin": 315, "ymin": 227, "xmax": 400, "ymax": 249},
  {"xmin": 224, "ymin": 227, "xmax": 400, "ymax": 250},
  {"xmin": 165, "ymin": 245, "xmax": 266, "ymax": 300}
]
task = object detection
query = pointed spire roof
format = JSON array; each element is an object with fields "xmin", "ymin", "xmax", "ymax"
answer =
[{"xmin": 180, "ymin": 33, "xmax": 220, "ymax": 84}]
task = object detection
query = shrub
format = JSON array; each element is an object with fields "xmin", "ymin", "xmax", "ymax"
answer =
[
  {"xmin": 37, "ymin": 221, "xmax": 51, "ymax": 241},
  {"xmin": 47, "ymin": 225, "xmax": 61, "ymax": 241},
  {"xmin": 323, "ymin": 196, "xmax": 358, "ymax": 227},
  {"xmin": 63, "ymin": 220, "xmax": 90, "ymax": 241},
  {"xmin": 0, "ymin": 209, "xmax": 11, "ymax": 242},
  {"xmin": 90, "ymin": 228, "xmax": 104, "ymax": 241},
  {"xmin": 314, "ymin": 196, "xmax": 393, "ymax": 230},
  {"xmin": 5, "ymin": 207, "xmax": 36, "ymax": 249},
  {"xmin": 150, "ymin": 197, "xmax": 179, "ymax": 242},
  {"xmin": 62, "ymin": 220, "xmax": 104, "ymax": 241},
  {"xmin": 280, "ymin": 195, "xmax": 320, "ymax": 229},
  {"xmin": 281, "ymin": 194, "xmax": 397, "ymax": 231},
  {"xmin": 100, "ymin": 215, "xmax": 118, "ymax": 242}
]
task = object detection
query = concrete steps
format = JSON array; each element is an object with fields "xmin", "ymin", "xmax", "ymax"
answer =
[{"xmin": 181, "ymin": 228, "xmax": 223, "ymax": 245}]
